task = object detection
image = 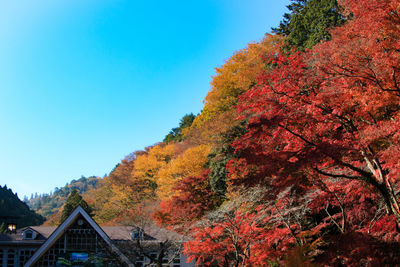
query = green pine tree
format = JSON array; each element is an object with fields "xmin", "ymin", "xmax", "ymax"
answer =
[
  {"xmin": 207, "ymin": 123, "xmax": 247, "ymax": 197},
  {"xmin": 164, "ymin": 113, "xmax": 196, "ymax": 143},
  {"xmin": 272, "ymin": 0, "xmax": 345, "ymax": 51},
  {"xmin": 59, "ymin": 189, "xmax": 93, "ymax": 224}
]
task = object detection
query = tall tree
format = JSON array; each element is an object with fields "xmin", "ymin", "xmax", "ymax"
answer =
[
  {"xmin": 28, "ymin": 176, "xmax": 100, "ymax": 219},
  {"xmin": 207, "ymin": 123, "xmax": 247, "ymax": 196},
  {"xmin": 230, "ymin": 0, "xmax": 400, "ymax": 231},
  {"xmin": 185, "ymin": 34, "xmax": 282, "ymax": 145},
  {"xmin": 60, "ymin": 189, "xmax": 93, "ymax": 224},
  {"xmin": 272, "ymin": 0, "xmax": 345, "ymax": 50}
]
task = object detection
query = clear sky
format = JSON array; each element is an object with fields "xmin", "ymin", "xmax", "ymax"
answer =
[{"xmin": 0, "ymin": 0, "xmax": 290, "ymax": 198}]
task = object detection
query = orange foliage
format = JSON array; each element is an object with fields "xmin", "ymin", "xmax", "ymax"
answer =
[
  {"xmin": 185, "ymin": 34, "xmax": 283, "ymax": 144},
  {"xmin": 86, "ymin": 154, "xmax": 163, "ymax": 223},
  {"xmin": 132, "ymin": 143, "xmax": 177, "ymax": 190},
  {"xmin": 156, "ymin": 144, "xmax": 211, "ymax": 200}
]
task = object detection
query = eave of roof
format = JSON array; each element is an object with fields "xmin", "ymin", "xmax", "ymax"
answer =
[{"xmin": 0, "ymin": 240, "xmax": 45, "ymax": 245}]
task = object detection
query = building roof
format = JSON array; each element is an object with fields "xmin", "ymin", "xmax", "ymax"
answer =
[
  {"xmin": 101, "ymin": 225, "xmax": 186, "ymax": 242},
  {"xmin": 29, "ymin": 226, "xmax": 56, "ymax": 239},
  {"xmin": 0, "ymin": 227, "xmax": 47, "ymax": 243},
  {"xmin": 24, "ymin": 206, "xmax": 134, "ymax": 267},
  {"xmin": 1, "ymin": 223, "xmax": 186, "ymax": 246}
]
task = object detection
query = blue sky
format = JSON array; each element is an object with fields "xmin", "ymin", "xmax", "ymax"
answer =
[{"xmin": 0, "ymin": 0, "xmax": 289, "ymax": 198}]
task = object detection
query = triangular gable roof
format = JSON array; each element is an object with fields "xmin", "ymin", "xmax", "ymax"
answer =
[{"xmin": 24, "ymin": 206, "xmax": 134, "ymax": 267}]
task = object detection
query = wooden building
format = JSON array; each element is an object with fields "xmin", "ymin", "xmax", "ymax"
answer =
[{"xmin": 0, "ymin": 206, "xmax": 193, "ymax": 267}]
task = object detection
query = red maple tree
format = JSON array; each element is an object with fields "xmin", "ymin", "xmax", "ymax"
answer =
[{"xmin": 154, "ymin": 170, "xmax": 220, "ymax": 227}]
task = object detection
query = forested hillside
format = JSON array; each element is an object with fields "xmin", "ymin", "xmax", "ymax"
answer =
[
  {"xmin": 0, "ymin": 185, "xmax": 45, "ymax": 231},
  {"xmin": 28, "ymin": 176, "xmax": 100, "ymax": 218},
  {"xmin": 37, "ymin": 0, "xmax": 400, "ymax": 265}
]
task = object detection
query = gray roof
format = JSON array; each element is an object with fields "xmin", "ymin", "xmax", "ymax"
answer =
[
  {"xmin": 0, "ymin": 227, "xmax": 48, "ymax": 242},
  {"xmin": 0, "ymin": 224, "xmax": 185, "ymax": 243},
  {"xmin": 101, "ymin": 225, "xmax": 187, "ymax": 242},
  {"xmin": 30, "ymin": 226, "xmax": 56, "ymax": 239}
]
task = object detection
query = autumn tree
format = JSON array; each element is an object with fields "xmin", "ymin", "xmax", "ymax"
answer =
[
  {"xmin": 229, "ymin": 0, "xmax": 400, "ymax": 232},
  {"xmin": 132, "ymin": 143, "xmax": 176, "ymax": 195},
  {"xmin": 116, "ymin": 210, "xmax": 185, "ymax": 267},
  {"xmin": 154, "ymin": 169, "xmax": 221, "ymax": 227},
  {"xmin": 185, "ymin": 34, "xmax": 282, "ymax": 144},
  {"xmin": 184, "ymin": 210, "xmax": 263, "ymax": 267},
  {"xmin": 183, "ymin": 187, "xmax": 300, "ymax": 266},
  {"xmin": 87, "ymin": 153, "xmax": 154, "ymax": 223},
  {"xmin": 156, "ymin": 144, "xmax": 210, "ymax": 200},
  {"xmin": 185, "ymin": 1, "xmax": 400, "ymax": 263},
  {"xmin": 309, "ymin": 0, "xmax": 400, "ymax": 227}
]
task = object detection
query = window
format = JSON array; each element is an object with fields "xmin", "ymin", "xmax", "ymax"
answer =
[
  {"xmin": 23, "ymin": 229, "xmax": 36, "ymax": 240},
  {"xmin": 135, "ymin": 255, "xmax": 144, "ymax": 267},
  {"xmin": 6, "ymin": 249, "xmax": 15, "ymax": 267},
  {"xmin": 130, "ymin": 229, "xmax": 144, "ymax": 240},
  {"xmin": 173, "ymin": 256, "xmax": 181, "ymax": 267},
  {"xmin": 19, "ymin": 249, "xmax": 35, "ymax": 267}
]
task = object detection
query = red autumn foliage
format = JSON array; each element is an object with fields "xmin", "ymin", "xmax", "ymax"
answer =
[
  {"xmin": 186, "ymin": 0, "xmax": 400, "ymax": 264},
  {"xmin": 229, "ymin": 0, "xmax": 400, "ymax": 230},
  {"xmin": 153, "ymin": 170, "xmax": 220, "ymax": 227},
  {"xmin": 183, "ymin": 207, "xmax": 299, "ymax": 267},
  {"xmin": 82, "ymin": 0, "xmax": 400, "ymax": 265}
]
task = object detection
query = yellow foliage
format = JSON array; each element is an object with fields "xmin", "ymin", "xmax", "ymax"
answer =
[
  {"xmin": 88, "ymin": 155, "xmax": 162, "ymax": 223},
  {"xmin": 156, "ymin": 144, "xmax": 211, "ymax": 200},
  {"xmin": 91, "ymin": 176, "xmax": 150, "ymax": 223},
  {"xmin": 182, "ymin": 111, "xmax": 237, "ymax": 145},
  {"xmin": 185, "ymin": 34, "xmax": 283, "ymax": 143},
  {"xmin": 132, "ymin": 143, "xmax": 176, "ymax": 186},
  {"xmin": 88, "ymin": 178, "xmax": 123, "ymax": 223}
]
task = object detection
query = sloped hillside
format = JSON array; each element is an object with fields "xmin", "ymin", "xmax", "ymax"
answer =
[
  {"xmin": 30, "ymin": 0, "xmax": 400, "ymax": 265},
  {"xmin": 0, "ymin": 185, "xmax": 45, "ymax": 230},
  {"xmin": 28, "ymin": 176, "xmax": 100, "ymax": 218}
]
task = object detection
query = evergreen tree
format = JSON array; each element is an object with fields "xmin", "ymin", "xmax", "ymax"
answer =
[
  {"xmin": 164, "ymin": 113, "xmax": 196, "ymax": 143},
  {"xmin": 207, "ymin": 123, "xmax": 247, "ymax": 196},
  {"xmin": 272, "ymin": 0, "xmax": 345, "ymax": 50},
  {"xmin": 27, "ymin": 176, "xmax": 100, "ymax": 219},
  {"xmin": 59, "ymin": 189, "xmax": 93, "ymax": 224},
  {"xmin": 0, "ymin": 185, "xmax": 45, "ymax": 228}
]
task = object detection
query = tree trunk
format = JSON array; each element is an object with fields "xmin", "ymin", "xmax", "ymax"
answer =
[{"xmin": 378, "ymin": 180, "xmax": 400, "ymax": 231}]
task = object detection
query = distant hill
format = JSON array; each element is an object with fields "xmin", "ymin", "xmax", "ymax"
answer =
[
  {"xmin": 28, "ymin": 176, "xmax": 100, "ymax": 218},
  {"xmin": 0, "ymin": 185, "xmax": 45, "ymax": 230}
]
